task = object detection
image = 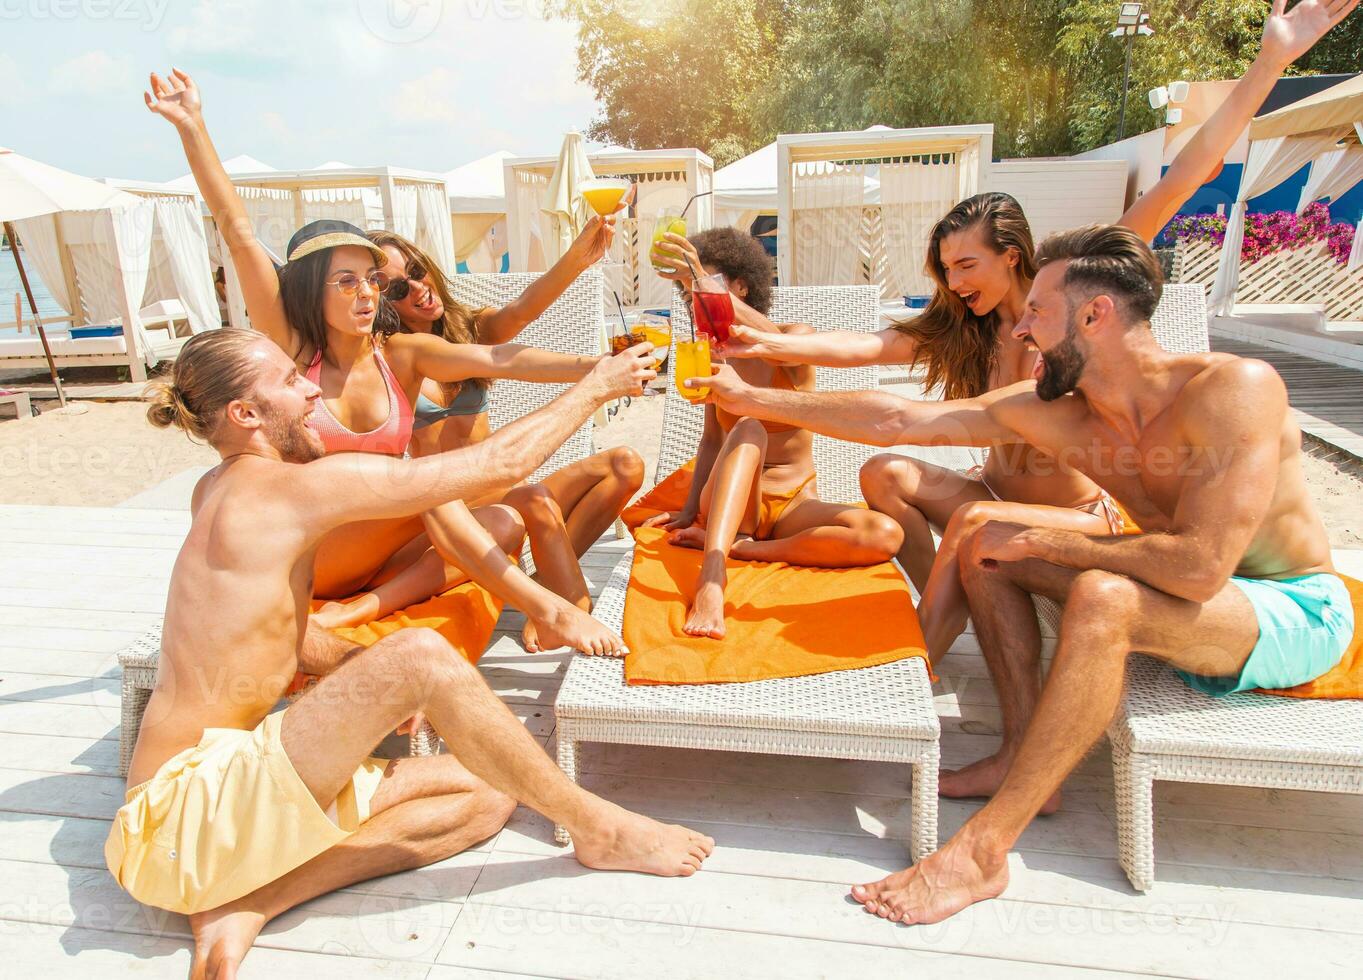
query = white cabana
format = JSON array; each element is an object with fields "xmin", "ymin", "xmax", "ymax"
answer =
[
  {"xmin": 2, "ymin": 149, "xmax": 215, "ymax": 383},
  {"xmin": 714, "ymin": 140, "xmax": 779, "ymax": 231},
  {"xmin": 222, "ymin": 165, "xmax": 456, "ymax": 329},
  {"xmin": 504, "ymin": 148, "xmax": 714, "ymax": 308},
  {"xmin": 776, "ymin": 125, "xmax": 992, "ymax": 297},
  {"xmin": 714, "ymin": 127, "xmax": 895, "ymax": 232},
  {"xmin": 445, "ymin": 150, "xmax": 512, "ymax": 273},
  {"xmin": 166, "ymin": 153, "xmax": 275, "ymax": 193},
  {"xmin": 103, "ymin": 179, "xmax": 220, "ymax": 337},
  {"xmin": 1210, "ymin": 74, "xmax": 1363, "ymax": 314}
]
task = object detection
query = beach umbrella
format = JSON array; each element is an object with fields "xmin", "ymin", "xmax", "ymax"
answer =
[{"xmin": 540, "ymin": 131, "xmax": 596, "ymax": 264}]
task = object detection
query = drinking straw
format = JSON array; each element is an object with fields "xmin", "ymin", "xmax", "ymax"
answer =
[
  {"xmin": 679, "ymin": 190, "xmax": 713, "ymax": 220},
  {"xmin": 681, "ymin": 253, "xmax": 717, "ymax": 339},
  {"xmin": 612, "ymin": 289, "xmax": 629, "ymax": 340}
]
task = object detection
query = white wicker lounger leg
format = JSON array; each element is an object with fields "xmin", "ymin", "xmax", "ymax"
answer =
[
  {"xmin": 910, "ymin": 744, "xmax": 941, "ymax": 861},
  {"xmin": 554, "ymin": 720, "xmax": 580, "ymax": 845},
  {"xmin": 1110, "ymin": 743, "xmax": 1156, "ymax": 892}
]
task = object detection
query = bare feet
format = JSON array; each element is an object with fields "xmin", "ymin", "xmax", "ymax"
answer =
[
  {"xmin": 850, "ymin": 831, "xmax": 1009, "ymax": 924},
  {"xmin": 683, "ymin": 577, "xmax": 727, "ymax": 639},
  {"xmin": 666, "ymin": 525, "xmax": 707, "ymax": 550},
  {"xmin": 523, "ymin": 601, "xmax": 625, "ymax": 657},
  {"xmin": 572, "ymin": 802, "xmax": 715, "ymax": 877},
  {"xmin": 311, "ymin": 594, "xmax": 378, "ymax": 632},
  {"xmin": 939, "ymin": 752, "xmax": 1061, "ymax": 815},
  {"xmin": 189, "ymin": 901, "xmax": 267, "ymax": 980}
]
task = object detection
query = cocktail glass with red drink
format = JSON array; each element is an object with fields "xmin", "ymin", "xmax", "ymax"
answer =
[{"xmin": 691, "ymin": 272, "xmax": 734, "ymax": 346}]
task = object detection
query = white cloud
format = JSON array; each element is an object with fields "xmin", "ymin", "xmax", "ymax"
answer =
[
  {"xmin": 50, "ymin": 51, "xmax": 136, "ymax": 97},
  {"xmin": 166, "ymin": 0, "xmax": 297, "ymax": 74},
  {"xmin": 0, "ymin": 54, "xmax": 26, "ymax": 106},
  {"xmin": 393, "ymin": 68, "xmax": 462, "ymax": 124}
]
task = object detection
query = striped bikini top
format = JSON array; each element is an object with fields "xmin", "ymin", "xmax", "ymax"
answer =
[{"xmin": 305, "ymin": 347, "xmax": 414, "ymax": 457}]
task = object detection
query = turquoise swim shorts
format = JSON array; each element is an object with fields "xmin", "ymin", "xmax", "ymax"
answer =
[{"xmin": 1178, "ymin": 572, "xmax": 1355, "ymax": 697}]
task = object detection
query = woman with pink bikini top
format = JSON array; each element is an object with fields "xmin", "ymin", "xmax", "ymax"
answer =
[{"xmin": 152, "ymin": 69, "xmax": 638, "ymax": 656}]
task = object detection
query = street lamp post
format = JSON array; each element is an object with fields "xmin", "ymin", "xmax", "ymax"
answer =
[{"xmin": 1111, "ymin": 2, "xmax": 1155, "ymax": 141}]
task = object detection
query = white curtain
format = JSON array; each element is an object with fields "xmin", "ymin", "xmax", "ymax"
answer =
[
  {"xmin": 452, "ymin": 212, "xmax": 502, "ymax": 263},
  {"xmin": 239, "ymin": 187, "xmax": 295, "ymax": 261},
  {"xmin": 10, "ymin": 213, "xmax": 72, "ymax": 318},
  {"xmin": 1296, "ymin": 144, "xmax": 1363, "ymax": 213},
  {"xmin": 791, "ymin": 162, "xmax": 865, "ymax": 286},
  {"xmin": 391, "ymin": 182, "xmax": 420, "ymax": 243},
  {"xmin": 414, "ymin": 181, "xmax": 456, "ymax": 274},
  {"xmin": 301, "ymin": 187, "xmax": 367, "ymax": 231},
  {"xmin": 633, "ymin": 175, "xmax": 690, "ymax": 309},
  {"xmin": 1208, "ymin": 133, "xmax": 1340, "ymax": 315},
  {"xmin": 879, "ymin": 155, "xmax": 960, "ymax": 298},
  {"xmin": 152, "ymin": 197, "xmax": 219, "ymax": 333},
  {"xmin": 508, "ymin": 169, "xmax": 550, "ymax": 272}
]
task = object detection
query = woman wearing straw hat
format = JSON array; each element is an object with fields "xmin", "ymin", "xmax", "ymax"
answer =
[{"xmin": 146, "ymin": 68, "xmax": 636, "ymax": 657}]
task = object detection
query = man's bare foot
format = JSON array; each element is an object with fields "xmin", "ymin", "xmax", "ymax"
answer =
[
  {"xmin": 572, "ymin": 802, "xmax": 715, "ymax": 877},
  {"xmin": 189, "ymin": 900, "xmax": 267, "ymax": 980},
  {"xmin": 667, "ymin": 525, "xmax": 706, "ymax": 550},
  {"xmin": 850, "ymin": 831, "xmax": 1009, "ymax": 924},
  {"xmin": 524, "ymin": 601, "xmax": 624, "ymax": 657},
  {"xmin": 939, "ymin": 752, "xmax": 1061, "ymax": 815},
  {"xmin": 311, "ymin": 594, "xmax": 378, "ymax": 632},
  {"xmin": 683, "ymin": 578, "xmax": 726, "ymax": 639}
]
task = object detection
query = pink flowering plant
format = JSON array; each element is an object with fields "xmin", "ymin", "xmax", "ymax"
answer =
[{"xmin": 1161, "ymin": 202, "xmax": 1355, "ymax": 265}]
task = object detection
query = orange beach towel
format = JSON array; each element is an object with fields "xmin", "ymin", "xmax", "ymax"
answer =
[
  {"xmin": 299, "ymin": 581, "xmax": 502, "ymax": 694},
  {"xmin": 620, "ymin": 463, "xmax": 928, "ymax": 686},
  {"xmin": 1260, "ymin": 573, "xmax": 1363, "ymax": 700}
]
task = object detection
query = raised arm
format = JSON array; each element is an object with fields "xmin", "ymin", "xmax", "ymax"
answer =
[
  {"xmin": 388, "ymin": 332, "xmax": 600, "ymax": 385},
  {"xmin": 476, "ymin": 186, "xmax": 635, "ymax": 344},
  {"xmin": 724, "ymin": 322, "xmax": 917, "ymax": 367},
  {"xmin": 291, "ymin": 344, "xmax": 656, "ymax": 535},
  {"xmin": 145, "ymin": 71, "xmax": 297, "ymax": 354},
  {"xmin": 1120, "ymin": 0, "xmax": 1359, "ymax": 243},
  {"xmin": 697, "ymin": 364, "xmax": 1022, "ymax": 448},
  {"xmin": 999, "ymin": 360, "xmax": 1287, "ymax": 603}
]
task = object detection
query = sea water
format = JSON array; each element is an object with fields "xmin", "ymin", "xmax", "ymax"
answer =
[{"xmin": 0, "ymin": 248, "xmax": 63, "ymax": 323}]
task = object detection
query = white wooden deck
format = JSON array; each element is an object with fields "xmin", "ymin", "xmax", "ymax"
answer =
[{"xmin": 3, "ymin": 502, "xmax": 1362, "ymax": 978}]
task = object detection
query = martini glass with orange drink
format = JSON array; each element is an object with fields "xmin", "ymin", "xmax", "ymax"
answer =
[{"xmin": 579, "ymin": 178, "xmax": 632, "ymax": 220}]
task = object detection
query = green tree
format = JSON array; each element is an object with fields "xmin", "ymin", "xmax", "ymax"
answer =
[
  {"xmin": 555, "ymin": 1, "xmax": 1363, "ymax": 162},
  {"xmin": 550, "ymin": 0, "xmax": 791, "ymax": 165}
]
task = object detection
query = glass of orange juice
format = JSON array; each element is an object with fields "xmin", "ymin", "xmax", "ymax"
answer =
[
  {"xmin": 579, "ymin": 178, "xmax": 632, "ymax": 218},
  {"xmin": 674, "ymin": 337, "xmax": 711, "ymax": 404}
]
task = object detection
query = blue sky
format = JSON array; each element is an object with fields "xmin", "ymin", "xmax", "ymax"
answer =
[{"xmin": 1, "ymin": 0, "xmax": 602, "ymax": 181}]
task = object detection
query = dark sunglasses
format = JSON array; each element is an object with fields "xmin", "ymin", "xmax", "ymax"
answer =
[{"xmin": 383, "ymin": 262, "xmax": 429, "ymax": 302}]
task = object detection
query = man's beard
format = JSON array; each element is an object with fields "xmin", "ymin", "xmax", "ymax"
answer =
[
  {"xmin": 1036, "ymin": 318, "xmax": 1087, "ymax": 402},
  {"xmin": 263, "ymin": 405, "xmax": 326, "ymax": 463}
]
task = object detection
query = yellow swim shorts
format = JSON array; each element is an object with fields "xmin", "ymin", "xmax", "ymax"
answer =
[{"xmin": 104, "ymin": 709, "xmax": 387, "ymax": 915}]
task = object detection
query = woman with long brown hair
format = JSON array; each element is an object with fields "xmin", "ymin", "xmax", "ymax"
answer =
[
  {"xmin": 366, "ymin": 229, "xmax": 646, "ymax": 651},
  {"xmin": 720, "ymin": 0, "xmax": 1350, "ymax": 805}
]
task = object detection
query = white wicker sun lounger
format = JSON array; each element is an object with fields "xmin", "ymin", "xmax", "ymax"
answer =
[
  {"xmin": 116, "ymin": 270, "xmax": 607, "ymax": 774},
  {"xmin": 1015, "ymin": 284, "xmax": 1363, "ymax": 889},
  {"xmin": 552, "ymin": 284, "xmax": 942, "ymax": 862},
  {"xmin": 1111, "ymin": 645, "xmax": 1363, "ymax": 892}
]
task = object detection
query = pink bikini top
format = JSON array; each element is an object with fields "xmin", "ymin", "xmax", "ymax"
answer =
[{"xmin": 305, "ymin": 347, "xmax": 414, "ymax": 457}]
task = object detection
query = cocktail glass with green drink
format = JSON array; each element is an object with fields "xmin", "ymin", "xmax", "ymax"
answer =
[{"xmin": 651, "ymin": 209, "xmax": 688, "ymax": 273}]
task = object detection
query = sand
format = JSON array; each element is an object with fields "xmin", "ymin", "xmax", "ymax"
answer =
[{"xmin": 0, "ymin": 393, "xmax": 1359, "ymax": 551}]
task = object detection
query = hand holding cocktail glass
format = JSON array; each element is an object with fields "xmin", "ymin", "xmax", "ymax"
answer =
[{"xmin": 573, "ymin": 180, "xmax": 636, "ymax": 267}]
